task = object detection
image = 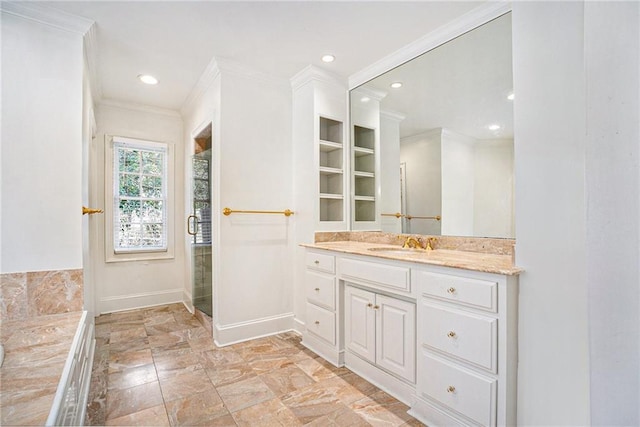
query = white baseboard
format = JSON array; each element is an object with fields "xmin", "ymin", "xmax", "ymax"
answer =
[
  {"xmin": 99, "ymin": 288, "xmax": 183, "ymax": 314},
  {"xmin": 214, "ymin": 312, "xmax": 295, "ymax": 346},
  {"xmin": 293, "ymin": 317, "xmax": 306, "ymax": 335}
]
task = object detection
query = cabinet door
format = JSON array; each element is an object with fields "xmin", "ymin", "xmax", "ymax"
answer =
[
  {"xmin": 345, "ymin": 286, "xmax": 376, "ymax": 363},
  {"xmin": 376, "ymin": 294, "xmax": 416, "ymax": 383}
]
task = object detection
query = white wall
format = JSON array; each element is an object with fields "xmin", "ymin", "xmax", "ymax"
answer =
[
  {"xmin": 214, "ymin": 67, "xmax": 294, "ymax": 343},
  {"xmin": 1, "ymin": 13, "xmax": 84, "ymax": 273},
  {"xmin": 441, "ymin": 129, "xmax": 475, "ymax": 236},
  {"xmin": 400, "ymin": 129, "xmax": 442, "ymax": 235},
  {"xmin": 584, "ymin": 2, "xmax": 639, "ymax": 424},
  {"xmin": 512, "ymin": 2, "xmax": 591, "ymax": 424},
  {"xmin": 474, "ymin": 139, "xmax": 514, "ymax": 238},
  {"xmin": 93, "ymin": 102, "xmax": 185, "ymax": 313}
]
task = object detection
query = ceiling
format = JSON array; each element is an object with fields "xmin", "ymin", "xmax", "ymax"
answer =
[{"xmin": 34, "ymin": 1, "xmax": 481, "ymax": 112}]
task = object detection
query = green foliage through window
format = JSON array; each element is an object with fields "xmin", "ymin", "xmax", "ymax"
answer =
[{"xmin": 114, "ymin": 139, "xmax": 167, "ymax": 251}]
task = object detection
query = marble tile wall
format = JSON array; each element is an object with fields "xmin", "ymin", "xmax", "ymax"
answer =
[{"xmin": 0, "ymin": 268, "xmax": 83, "ymax": 322}]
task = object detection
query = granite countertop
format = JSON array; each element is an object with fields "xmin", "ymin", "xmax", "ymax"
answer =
[
  {"xmin": 302, "ymin": 241, "xmax": 522, "ymax": 276},
  {"xmin": 0, "ymin": 311, "xmax": 83, "ymax": 426}
]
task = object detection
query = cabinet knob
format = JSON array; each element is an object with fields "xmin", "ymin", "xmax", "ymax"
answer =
[
  {"xmin": 314, "ymin": 287, "xmax": 320, "ymax": 291},
  {"xmin": 447, "ymin": 385, "xmax": 456, "ymax": 393},
  {"xmin": 447, "ymin": 331, "xmax": 457, "ymax": 339},
  {"xmin": 314, "ymin": 260, "xmax": 320, "ymax": 265},
  {"xmin": 314, "ymin": 320, "xmax": 320, "ymax": 325},
  {"xmin": 373, "ymin": 305, "xmax": 380, "ymax": 310},
  {"xmin": 447, "ymin": 287, "xmax": 456, "ymax": 294},
  {"xmin": 367, "ymin": 303, "xmax": 373, "ymax": 308}
]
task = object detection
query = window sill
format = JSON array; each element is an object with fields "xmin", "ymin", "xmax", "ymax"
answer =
[{"xmin": 106, "ymin": 249, "xmax": 174, "ymax": 263}]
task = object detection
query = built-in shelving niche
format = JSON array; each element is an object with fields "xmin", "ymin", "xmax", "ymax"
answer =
[
  {"xmin": 319, "ymin": 117, "xmax": 344, "ymax": 222},
  {"xmin": 353, "ymin": 125, "xmax": 376, "ymax": 223}
]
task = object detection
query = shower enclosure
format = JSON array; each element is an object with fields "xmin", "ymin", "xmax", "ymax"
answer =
[{"xmin": 189, "ymin": 124, "xmax": 212, "ymax": 316}]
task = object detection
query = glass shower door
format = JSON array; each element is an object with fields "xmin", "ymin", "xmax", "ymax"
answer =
[{"xmin": 189, "ymin": 152, "xmax": 212, "ymax": 316}]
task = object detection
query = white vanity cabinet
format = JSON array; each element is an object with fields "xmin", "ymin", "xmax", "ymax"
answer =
[
  {"xmin": 302, "ymin": 250, "xmax": 343, "ymax": 366},
  {"xmin": 344, "ymin": 285, "xmax": 416, "ymax": 384},
  {"xmin": 410, "ymin": 268, "xmax": 518, "ymax": 427}
]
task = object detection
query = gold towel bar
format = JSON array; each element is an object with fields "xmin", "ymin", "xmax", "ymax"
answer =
[
  {"xmin": 82, "ymin": 206, "xmax": 103, "ymax": 215},
  {"xmin": 223, "ymin": 207, "xmax": 294, "ymax": 217},
  {"xmin": 381, "ymin": 212, "xmax": 441, "ymax": 221}
]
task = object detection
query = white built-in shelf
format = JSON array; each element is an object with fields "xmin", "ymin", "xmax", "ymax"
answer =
[
  {"xmin": 353, "ymin": 147, "xmax": 374, "ymax": 157},
  {"xmin": 354, "ymin": 195, "xmax": 375, "ymax": 202},
  {"xmin": 319, "ymin": 116, "xmax": 345, "ymax": 223},
  {"xmin": 352, "ymin": 124, "xmax": 377, "ymax": 223},
  {"xmin": 354, "ymin": 171, "xmax": 374, "ymax": 178}
]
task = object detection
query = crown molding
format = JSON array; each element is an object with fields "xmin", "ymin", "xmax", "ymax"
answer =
[
  {"xmin": 83, "ymin": 23, "xmax": 103, "ymax": 103},
  {"xmin": 290, "ymin": 64, "xmax": 347, "ymax": 92},
  {"xmin": 1, "ymin": 1, "xmax": 93, "ymax": 35},
  {"xmin": 99, "ymin": 99, "xmax": 182, "ymax": 119},
  {"xmin": 215, "ymin": 57, "xmax": 289, "ymax": 89},
  {"xmin": 351, "ymin": 86, "xmax": 387, "ymax": 102},
  {"xmin": 349, "ymin": 1, "xmax": 511, "ymax": 89},
  {"xmin": 380, "ymin": 110, "xmax": 406, "ymax": 122},
  {"xmin": 180, "ymin": 57, "xmax": 221, "ymax": 116}
]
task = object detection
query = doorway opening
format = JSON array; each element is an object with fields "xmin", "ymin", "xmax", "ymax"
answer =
[{"xmin": 189, "ymin": 123, "xmax": 213, "ymax": 317}]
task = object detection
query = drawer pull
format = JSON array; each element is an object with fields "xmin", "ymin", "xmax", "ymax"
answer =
[
  {"xmin": 314, "ymin": 260, "xmax": 320, "ymax": 265},
  {"xmin": 447, "ymin": 331, "xmax": 457, "ymax": 339},
  {"xmin": 367, "ymin": 303, "xmax": 373, "ymax": 308},
  {"xmin": 447, "ymin": 287, "xmax": 456, "ymax": 294},
  {"xmin": 447, "ymin": 385, "xmax": 456, "ymax": 393},
  {"xmin": 314, "ymin": 287, "xmax": 320, "ymax": 291},
  {"xmin": 373, "ymin": 304, "xmax": 380, "ymax": 310},
  {"xmin": 314, "ymin": 320, "xmax": 320, "ymax": 325}
]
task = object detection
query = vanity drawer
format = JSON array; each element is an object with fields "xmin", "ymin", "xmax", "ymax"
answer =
[
  {"xmin": 420, "ymin": 301, "xmax": 497, "ymax": 373},
  {"xmin": 306, "ymin": 271, "xmax": 335, "ymax": 310},
  {"xmin": 419, "ymin": 352, "xmax": 497, "ymax": 427},
  {"xmin": 415, "ymin": 270, "xmax": 497, "ymax": 312},
  {"xmin": 339, "ymin": 258, "xmax": 410, "ymax": 293},
  {"xmin": 306, "ymin": 252, "xmax": 335, "ymax": 274},
  {"xmin": 306, "ymin": 302, "xmax": 335, "ymax": 345}
]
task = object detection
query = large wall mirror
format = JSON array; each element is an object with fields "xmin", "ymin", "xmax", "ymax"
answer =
[{"xmin": 350, "ymin": 12, "xmax": 514, "ymax": 238}]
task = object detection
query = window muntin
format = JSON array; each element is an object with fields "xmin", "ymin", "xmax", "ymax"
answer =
[{"xmin": 113, "ymin": 139, "xmax": 168, "ymax": 252}]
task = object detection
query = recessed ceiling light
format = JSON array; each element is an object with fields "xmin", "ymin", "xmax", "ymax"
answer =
[
  {"xmin": 321, "ymin": 54, "xmax": 335, "ymax": 63},
  {"xmin": 138, "ymin": 74, "xmax": 158, "ymax": 85},
  {"xmin": 488, "ymin": 124, "xmax": 501, "ymax": 131},
  {"xmin": 390, "ymin": 82, "xmax": 403, "ymax": 89},
  {"xmin": 507, "ymin": 92, "xmax": 515, "ymax": 101},
  {"xmin": 360, "ymin": 97, "xmax": 370, "ymax": 103}
]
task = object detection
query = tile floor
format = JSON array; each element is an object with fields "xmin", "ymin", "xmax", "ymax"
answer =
[{"xmin": 86, "ymin": 303, "xmax": 424, "ymax": 426}]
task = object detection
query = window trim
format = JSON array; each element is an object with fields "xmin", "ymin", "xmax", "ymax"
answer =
[{"xmin": 105, "ymin": 135, "xmax": 175, "ymax": 263}]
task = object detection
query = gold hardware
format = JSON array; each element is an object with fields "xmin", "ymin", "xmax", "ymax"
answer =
[
  {"xmin": 447, "ymin": 287, "xmax": 456, "ymax": 294},
  {"xmin": 314, "ymin": 320, "xmax": 320, "ymax": 325},
  {"xmin": 447, "ymin": 331, "xmax": 457, "ymax": 338},
  {"xmin": 373, "ymin": 305, "xmax": 380, "ymax": 310},
  {"xmin": 223, "ymin": 207, "xmax": 294, "ymax": 217},
  {"xmin": 447, "ymin": 385, "xmax": 456, "ymax": 393},
  {"xmin": 187, "ymin": 215, "xmax": 198, "ymax": 236},
  {"xmin": 426, "ymin": 237, "xmax": 437, "ymax": 251},
  {"xmin": 314, "ymin": 260, "xmax": 320, "ymax": 265},
  {"xmin": 406, "ymin": 215, "xmax": 441, "ymax": 221},
  {"xmin": 381, "ymin": 212, "xmax": 404, "ymax": 219},
  {"xmin": 367, "ymin": 303, "xmax": 373, "ymax": 308},
  {"xmin": 82, "ymin": 206, "xmax": 103, "ymax": 215},
  {"xmin": 402, "ymin": 236, "xmax": 423, "ymax": 249},
  {"xmin": 314, "ymin": 288, "xmax": 320, "ymax": 291}
]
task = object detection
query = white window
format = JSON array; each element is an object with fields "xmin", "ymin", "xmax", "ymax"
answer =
[{"xmin": 106, "ymin": 136, "xmax": 174, "ymax": 261}]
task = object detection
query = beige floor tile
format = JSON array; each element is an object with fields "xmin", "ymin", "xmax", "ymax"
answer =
[
  {"xmin": 205, "ymin": 362, "xmax": 256, "ymax": 387},
  {"xmin": 295, "ymin": 357, "xmax": 338, "ymax": 382},
  {"xmin": 232, "ymin": 397, "xmax": 301, "ymax": 427},
  {"xmin": 108, "ymin": 363, "xmax": 158, "ymax": 391},
  {"xmin": 164, "ymin": 390, "xmax": 229, "ymax": 426},
  {"xmin": 197, "ymin": 347, "xmax": 245, "ymax": 368},
  {"xmin": 105, "ymin": 404, "xmax": 170, "ymax": 426},
  {"xmin": 108, "ymin": 348, "xmax": 154, "ymax": 374},
  {"xmin": 216, "ymin": 376, "xmax": 275, "ymax": 412},
  {"xmin": 281, "ymin": 382, "xmax": 343, "ymax": 424},
  {"xmin": 106, "ymin": 381, "xmax": 164, "ymax": 421},
  {"xmin": 110, "ymin": 326, "xmax": 147, "ymax": 343},
  {"xmin": 154, "ymin": 347, "xmax": 204, "ymax": 379},
  {"xmin": 159, "ymin": 369, "xmax": 215, "ymax": 402},
  {"xmin": 260, "ymin": 364, "xmax": 315, "ymax": 397},
  {"xmin": 349, "ymin": 391, "xmax": 413, "ymax": 427}
]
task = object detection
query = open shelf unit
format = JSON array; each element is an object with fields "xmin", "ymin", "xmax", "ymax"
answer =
[
  {"xmin": 352, "ymin": 125, "xmax": 376, "ymax": 223},
  {"xmin": 319, "ymin": 117, "xmax": 345, "ymax": 222}
]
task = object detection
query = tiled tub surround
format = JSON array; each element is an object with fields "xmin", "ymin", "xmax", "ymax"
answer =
[
  {"xmin": 0, "ymin": 269, "xmax": 84, "ymax": 321},
  {"xmin": 86, "ymin": 303, "xmax": 423, "ymax": 426},
  {"xmin": 0, "ymin": 312, "xmax": 83, "ymax": 425},
  {"xmin": 307, "ymin": 232, "xmax": 520, "ymax": 275}
]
